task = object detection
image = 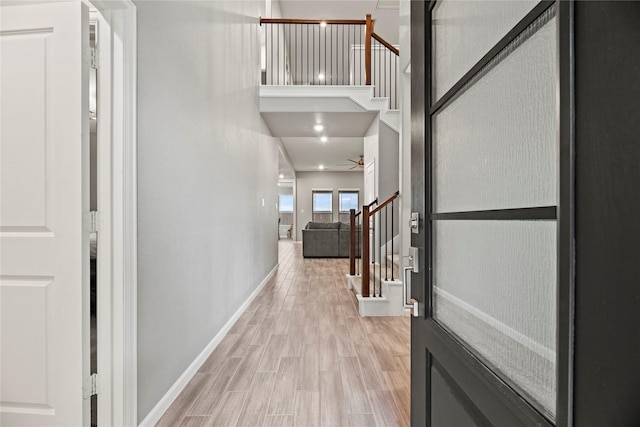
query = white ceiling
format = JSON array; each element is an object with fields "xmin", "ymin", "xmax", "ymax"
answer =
[
  {"xmin": 263, "ymin": 111, "xmax": 377, "ymax": 137},
  {"xmin": 278, "ymin": 149, "xmax": 295, "ymax": 179},
  {"xmin": 264, "ymin": 111, "xmax": 377, "ymax": 172},
  {"xmin": 283, "ymin": 137, "xmax": 366, "ymax": 171}
]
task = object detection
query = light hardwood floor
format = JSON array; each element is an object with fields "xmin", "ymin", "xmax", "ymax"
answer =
[{"xmin": 157, "ymin": 241, "xmax": 410, "ymax": 427}]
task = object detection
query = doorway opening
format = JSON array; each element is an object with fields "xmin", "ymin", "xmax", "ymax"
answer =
[{"xmin": 89, "ymin": 18, "xmax": 99, "ymax": 427}]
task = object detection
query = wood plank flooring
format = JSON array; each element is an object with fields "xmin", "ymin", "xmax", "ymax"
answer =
[{"xmin": 157, "ymin": 241, "xmax": 410, "ymax": 427}]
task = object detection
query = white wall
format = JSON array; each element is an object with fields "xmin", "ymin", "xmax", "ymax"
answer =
[
  {"xmin": 399, "ymin": 0, "xmax": 412, "ymax": 266},
  {"xmin": 278, "ymin": 184, "xmax": 293, "ymax": 196},
  {"xmin": 135, "ymin": 1, "xmax": 279, "ymax": 422},
  {"xmin": 364, "ymin": 117, "xmax": 399, "ymax": 204},
  {"xmin": 379, "ymin": 121, "xmax": 400, "ymax": 202},
  {"xmin": 379, "ymin": 121, "xmax": 400, "ymax": 238},
  {"xmin": 295, "ymin": 171, "xmax": 364, "ymax": 240},
  {"xmin": 364, "ymin": 118, "xmax": 379, "ymax": 205}
]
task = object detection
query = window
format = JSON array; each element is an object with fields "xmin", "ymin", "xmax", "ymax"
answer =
[
  {"xmin": 339, "ymin": 191, "xmax": 359, "ymax": 223},
  {"xmin": 312, "ymin": 190, "xmax": 333, "ymax": 222},
  {"xmin": 279, "ymin": 194, "xmax": 293, "ymax": 226},
  {"xmin": 279, "ymin": 194, "xmax": 293, "ymax": 213}
]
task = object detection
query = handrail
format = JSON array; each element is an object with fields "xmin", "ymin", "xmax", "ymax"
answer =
[
  {"xmin": 370, "ymin": 191, "xmax": 399, "ymax": 216},
  {"xmin": 350, "ymin": 190, "xmax": 400, "ymax": 298},
  {"xmin": 365, "ymin": 198, "xmax": 378, "ymax": 208},
  {"xmin": 260, "ymin": 18, "xmax": 366, "ymax": 25},
  {"xmin": 372, "ymin": 32, "xmax": 399, "ymax": 56}
]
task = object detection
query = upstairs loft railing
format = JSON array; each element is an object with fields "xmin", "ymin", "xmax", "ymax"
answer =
[
  {"xmin": 350, "ymin": 191, "xmax": 399, "ymax": 298},
  {"xmin": 260, "ymin": 15, "xmax": 400, "ymax": 109}
]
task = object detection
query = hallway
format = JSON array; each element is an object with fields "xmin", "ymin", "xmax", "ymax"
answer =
[{"xmin": 157, "ymin": 241, "xmax": 410, "ymax": 427}]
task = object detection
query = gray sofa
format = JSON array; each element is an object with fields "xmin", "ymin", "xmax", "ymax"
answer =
[{"xmin": 302, "ymin": 222, "xmax": 360, "ymax": 258}]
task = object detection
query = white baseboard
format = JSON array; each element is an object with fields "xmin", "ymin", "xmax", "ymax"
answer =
[{"xmin": 138, "ymin": 264, "xmax": 278, "ymax": 427}]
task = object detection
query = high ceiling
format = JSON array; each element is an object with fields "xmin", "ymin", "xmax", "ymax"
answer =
[
  {"xmin": 265, "ymin": 111, "xmax": 377, "ymax": 173},
  {"xmin": 272, "ymin": 0, "xmax": 399, "ymax": 179}
]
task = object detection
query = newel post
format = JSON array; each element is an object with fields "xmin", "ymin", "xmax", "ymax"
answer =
[
  {"xmin": 362, "ymin": 204, "xmax": 371, "ymax": 297},
  {"xmin": 349, "ymin": 209, "xmax": 356, "ymax": 276},
  {"xmin": 365, "ymin": 14, "xmax": 373, "ymax": 86}
]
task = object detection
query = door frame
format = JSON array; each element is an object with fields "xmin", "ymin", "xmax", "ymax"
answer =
[
  {"xmin": 411, "ymin": 0, "xmax": 574, "ymax": 425},
  {"xmin": 88, "ymin": 1, "xmax": 138, "ymax": 425}
]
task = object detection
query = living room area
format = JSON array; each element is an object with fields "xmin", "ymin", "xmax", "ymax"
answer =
[{"xmin": 278, "ymin": 169, "xmax": 364, "ymax": 245}]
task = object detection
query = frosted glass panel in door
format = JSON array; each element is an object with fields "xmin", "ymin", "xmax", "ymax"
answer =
[
  {"xmin": 433, "ymin": 12, "xmax": 557, "ymax": 213},
  {"xmin": 432, "ymin": 0, "xmax": 539, "ymax": 100},
  {"xmin": 433, "ymin": 220, "xmax": 557, "ymax": 417}
]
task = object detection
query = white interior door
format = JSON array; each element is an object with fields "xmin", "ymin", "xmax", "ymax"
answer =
[
  {"xmin": 0, "ymin": 2, "xmax": 89, "ymax": 426},
  {"xmin": 365, "ymin": 160, "xmax": 376, "ymax": 204}
]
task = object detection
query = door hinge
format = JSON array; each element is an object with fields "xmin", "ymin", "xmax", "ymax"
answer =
[
  {"xmin": 90, "ymin": 47, "xmax": 99, "ymax": 69},
  {"xmin": 84, "ymin": 211, "xmax": 101, "ymax": 233},
  {"xmin": 83, "ymin": 373, "xmax": 99, "ymax": 399}
]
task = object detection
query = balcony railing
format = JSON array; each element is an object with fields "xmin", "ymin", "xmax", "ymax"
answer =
[{"xmin": 260, "ymin": 15, "xmax": 400, "ymax": 109}]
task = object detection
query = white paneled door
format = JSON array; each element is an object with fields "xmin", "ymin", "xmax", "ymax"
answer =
[{"xmin": 1, "ymin": 2, "xmax": 89, "ymax": 426}]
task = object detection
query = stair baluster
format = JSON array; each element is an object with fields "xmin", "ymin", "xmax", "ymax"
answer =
[
  {"xmin": 260, "ymin": 16, "xmax": 399, "ymax": 109},
  {"xmin": 372, "ymin": 210, "xmax": 376, "ymax": 297},
  {"xmin": 349, "ymin": 208, "xmax": 356, "ymax": 276},
  {"xmin": 385, "ymin": 205, "xmax": 389, "ymax": 281},
  {"xmin": 391, "ymin": 197, "xmax": 394, "ymax": 281}
]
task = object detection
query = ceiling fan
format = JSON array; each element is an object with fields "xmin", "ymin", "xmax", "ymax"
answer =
[{"xmin": 338, "ymin": 155, "xmax": 364, "ymax": 170}]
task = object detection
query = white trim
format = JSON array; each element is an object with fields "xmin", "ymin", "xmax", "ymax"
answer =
[
  {"xmin": 121, "ymin": 5, "xmax": 137, "ymax": 426},
  {"xmin": 434, "ymin": 287, "xmax": 555, "ymax": 362},
  {"xmin": 87, "ymin": 2, "xmax": 137, "ymax": 426},
  {"xmin": 311, "ymin": 188, "xmax": 334, "ymax": 191},
  {"xmin": 94, "ymin": 10, "xmax": 114, "ymax": 427},
  {"xmin": 138, "ymin": 265, "xmax": 278, "ymax": 427}
]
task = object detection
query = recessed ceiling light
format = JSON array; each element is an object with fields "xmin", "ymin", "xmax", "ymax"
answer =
[
  {"xmin": 318, "ymin": 73, "xmax": 325, "ymax": 80},
  {"xmin": 279, "ymin": 174, "xmax": 284, "ymax": 178},
  {"xmin": 314, "ymin": 124, "xmax": 324, "ymax": 132},
  {"xmin": 320, "ymin": 21, "xmax": 327, "ymax": 28},
  {"xmin": 320, "ymin": 136, "xmax": 328, "ymax": 143},
  {"xmin": 318, "ymin": 165, "xmax": 325, "ymax": 170}
]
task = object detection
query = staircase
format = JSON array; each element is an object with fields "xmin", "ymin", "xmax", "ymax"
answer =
[
  {"xmin": 347, "ymin": 253, "xmax": 408, "ymax": 316},
  {"xmin": 345, "ymin": 192, "xmax": 408, "ymax": 317}
]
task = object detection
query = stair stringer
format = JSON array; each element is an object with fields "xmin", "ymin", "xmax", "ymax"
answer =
[{"xmin": 345, "ymin": 273, "xmax": 409, "ymax": 317}]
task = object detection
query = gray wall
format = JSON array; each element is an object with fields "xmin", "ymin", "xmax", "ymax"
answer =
[
  {"xmin": 399, "ymin": 0, "xmax": 412, "ymax": 266},
  {"xmin": 135, "ymin": 1, "xmax": 279, "ymax": 421},
  {"xmin": 379, "ymin": 121, "xmax": 400, "ymax": 202},
  {"xmin": 295, "ymin": 172, "xmax": 364, "ymax": 240},
  {"xmin": 278, "ymin": 185, "xmax": 293, "ymax": 196},
  {"xmin": 379, "ymin": 121, "xmax": 400, "ymax": 237}
]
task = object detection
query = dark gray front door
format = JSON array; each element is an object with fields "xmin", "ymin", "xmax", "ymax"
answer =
[{"xmin": 410, "ymin": 1, "xmax": 573, "ymax": 425}]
